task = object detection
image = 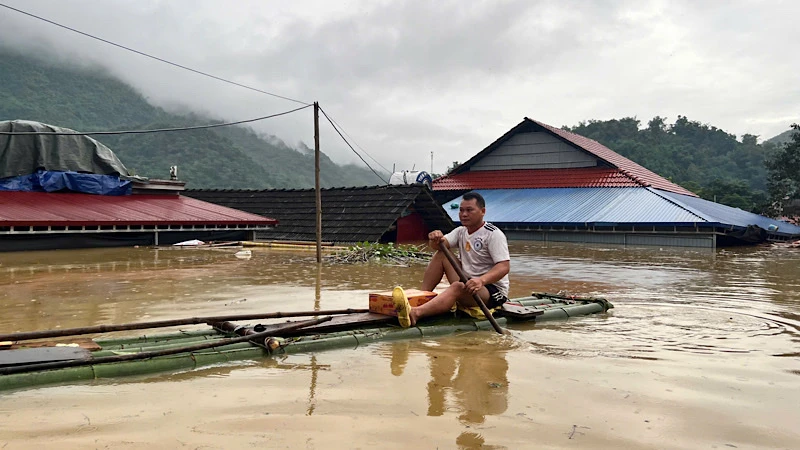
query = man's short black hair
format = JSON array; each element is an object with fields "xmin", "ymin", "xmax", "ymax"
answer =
[{"xmin": 462, "ymin": 192, "xmax": 485, "ymax": 208}]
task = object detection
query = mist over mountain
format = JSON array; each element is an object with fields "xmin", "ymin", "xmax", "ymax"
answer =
[
  {"xmin": 4, "ymin": 46, "xmax": 795, "ymax": 213},
  {"xmin": 0, "ymin": 48, "xmax": 387, "ymax": 189},
  {"xmin": 766, "ymin": 128, "xmax": 799, "ymax": 146}
]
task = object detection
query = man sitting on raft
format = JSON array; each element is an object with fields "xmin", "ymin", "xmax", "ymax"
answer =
[{"xmin": 393, "ymin": 192, "xmax": 510, "ymax": 327}]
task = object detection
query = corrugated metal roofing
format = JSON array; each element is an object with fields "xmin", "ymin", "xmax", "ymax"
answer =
[
  {"xmin": 443, "ymin": 188, "xmax": 705, "ymax": 225},
  {"xmin": 656, "ymin": 190, "xmax": 800, "ymax": 235},
  {"xmin": 442, "ymin": 188, "xmax": 800, "ymax": 238},
  {"xmin": 0, "ymin": 191, "xmax": 276, "ymax": 227},
  {"xmin": 433, "ymin": 168, "xmax": 642, "ymax": 190}
]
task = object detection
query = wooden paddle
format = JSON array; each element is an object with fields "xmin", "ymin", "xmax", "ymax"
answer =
[
  {"xmin": 0, "ymin": 308, "xmax": 367, "ymax": 342},
  {"xmin": 438, "ymin": 242, "xmax": 505, "ymax": 335}
]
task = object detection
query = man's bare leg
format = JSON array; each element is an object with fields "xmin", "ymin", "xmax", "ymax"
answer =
[
  {"xmin": 407, "ymin": 282, "xmax": 491, "ymax": 326},
  {"xmin": 394, "ymin": 251, "xmax": 490, "ymax": 328},
  {"xmin": 421, "ymin": 250, "xmax": 460, "ymax": 291}
]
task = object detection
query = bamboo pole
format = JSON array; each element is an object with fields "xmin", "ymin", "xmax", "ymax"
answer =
[
  {"xmin": 0, "ymin": 308, "xmax": 367, "ymax": 342},
  {"xmin": 0, "ymin": 317, "xmax": 332, "ymax": 376}
]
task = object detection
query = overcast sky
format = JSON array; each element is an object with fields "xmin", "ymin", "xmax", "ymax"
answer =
[{"xmin": 1, "ymin": 0, "xmax": 798, "ymax": 175}]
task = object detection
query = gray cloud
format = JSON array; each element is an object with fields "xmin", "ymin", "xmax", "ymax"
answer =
[{"xmin": 1, "ymin": 0, "xmax": 798, "ymax": 173}]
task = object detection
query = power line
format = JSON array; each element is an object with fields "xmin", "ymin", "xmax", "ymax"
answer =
[
  {"xmin": 0, "ymin": 105, "xmax": 312, "ymax": 136},
  {"xmin": 323, "ymin": 113, "xmax": 392, "ymax": 174},
  {"xmin": 1, "ymin": 3, "xmax": 397, "ymax": 185},
  {"xmin": 318, "ymin": 105, "xmax": 388, "ymax": 184},
  {"xmin": 0, "ymin": 2, "xmax": 310, "ymax": 105}
]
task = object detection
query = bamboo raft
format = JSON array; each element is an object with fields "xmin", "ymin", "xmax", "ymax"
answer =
[{"xmin": 0, "ymin": 293, "xmax": 612, "ymax": 391}]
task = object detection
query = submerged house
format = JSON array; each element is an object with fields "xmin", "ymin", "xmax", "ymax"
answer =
[
  {"xmin": 0, "ymin": 120, "xmax": 276, "ymax": 252},
  {"xmin": 432, "ymin": 118, "xmax": 800, "ymax": 248},
  {"xmin": 185, "ymin": 185, "xmax": 455, "ymax": 245}
]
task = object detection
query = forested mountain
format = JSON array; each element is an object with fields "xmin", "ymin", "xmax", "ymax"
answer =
[
  {"xmin": 566, "ymin": 116, "xmax": 779, "ymax": 211},
  {"xmin": 0, "ymin": 48, "xmax": 387, "ymax": 189},
  {"xmin": 766, "ymin": 128, "xmax": 799, "ymax": 146}
]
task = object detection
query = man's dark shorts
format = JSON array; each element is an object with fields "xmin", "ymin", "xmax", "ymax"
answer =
[{"xmin": 486, "ymin": 284, "xmax": 508, "ymax": 308}]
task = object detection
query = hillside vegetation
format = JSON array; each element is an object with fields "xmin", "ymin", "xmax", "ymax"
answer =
[
  {"xmin": 566, "ymin": 116, "xmax": 781, "ymax": 211},
  {"xmin": 766, "ymin": 128, "xmax": 799, "ymax": 146},
  {"xmin": 0, "ymin": 49, "xmax": 386, "ymax": 189},
  {"xmin": 765, "ymin": 124, "xmax": 800, "ymax": 221}
]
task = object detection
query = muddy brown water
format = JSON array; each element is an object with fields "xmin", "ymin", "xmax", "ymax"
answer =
[{"xmin": 0, "ymin": 242, "xmax": 798, "ymax": 449}]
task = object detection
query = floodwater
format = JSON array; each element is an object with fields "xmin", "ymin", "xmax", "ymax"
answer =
[{"xmin": 0, "ymin": 242, "xmax": 798, "ymax": 449}]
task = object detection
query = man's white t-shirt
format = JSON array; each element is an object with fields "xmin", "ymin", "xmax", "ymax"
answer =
[{"xmin": 444, "ymin": 222, "xmax": 510, "ymax": 297}]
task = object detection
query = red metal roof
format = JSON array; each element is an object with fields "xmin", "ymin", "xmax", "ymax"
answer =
[
  {"xmin": 530, "ymin": 119, "xmax": 697, "ymax": 197},
  {"xmin": 433, "ymin": 168, "xmax": 642, "ymax": 190},
  {"xmin": 0, "ymin": 192, "xmax": 277, "ymax": 227}
]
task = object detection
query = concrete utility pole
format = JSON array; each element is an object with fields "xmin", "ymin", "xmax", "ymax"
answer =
[{"xmin": 314, "ymin": 102, "xmax": 321, "ymax": 263}]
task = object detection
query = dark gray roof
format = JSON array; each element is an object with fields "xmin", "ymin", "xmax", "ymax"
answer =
[
  {"xmin": 185, "ymin": 185, "xmax": 455, "ymax": 243},
  {"xmin": 0, "ymin": 120, "xmax": 129, "ymax": 178}
]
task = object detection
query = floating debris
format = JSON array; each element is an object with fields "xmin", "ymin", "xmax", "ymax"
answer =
[
  {"xmin": 234, "ymin": 249, "xmax": 252, "ymax": 259},
  {"xmin": 326, "ymin": 242, "xmax": 431, "ymax": 266},
  {"xmin": 771, "ymin": 239, "xmax": 800, "ymax": 248},
  {"xmin": 173, "ymin": 239, "xmax": 204, "ymax": 247}
]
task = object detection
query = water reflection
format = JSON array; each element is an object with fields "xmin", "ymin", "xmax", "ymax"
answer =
[
  {"xmin": 314, "ymin": 263, "xmax": 322, "ymax": 312},
  {"xmin": 307, "ymin": 354, "xmax": 319, "ymax": 416},
  {"xmin": 388, "ymin": 338, "xmax": 510, "ymax": 448}
]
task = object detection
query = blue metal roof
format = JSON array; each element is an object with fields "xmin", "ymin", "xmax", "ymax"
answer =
[
  {"xmin": 442, "ymin": 187, "xmax": 800, "ymax": 237},
  {"xmin": 656, "ymin": 190, "xmax": 800, "ymax": 235}
]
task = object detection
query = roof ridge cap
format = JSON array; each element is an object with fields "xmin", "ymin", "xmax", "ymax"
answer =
[
  {"xmin": 645, "ymin": 187, "xmax": 708, "ymax": 222},
  {"xmin": 530, "ymin": 118, "xmax": 697, "ymax": 197},
  {"xmin": 616, "ymin": 168, "xmax": 650, "ymax": 187},
  {"xmin": 535, "ymin": 119, "xmax": 603, "ymax": 144},
  {"xmin": 530, "ymin": 119, "xmax": 618, "ymax": 165}
]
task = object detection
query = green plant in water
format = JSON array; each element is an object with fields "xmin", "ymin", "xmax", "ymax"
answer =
[{"xmin": 327, "ymin": 242, "xmax": 431, "ymax": 265}]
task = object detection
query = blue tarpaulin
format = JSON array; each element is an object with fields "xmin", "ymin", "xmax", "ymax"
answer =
[{"xmin": 0, "ymin": 170, "xmax": 131, "ymax": 196}]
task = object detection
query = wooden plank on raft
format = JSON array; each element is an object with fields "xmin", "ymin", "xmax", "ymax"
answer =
[
  {"xmin": 0, "ymin": 347, "xmax": 92, "ymax": 368},
  {"xmin": 231, "ymin": 313, "xmax": 394, "ymax": 337},
  {"xmin": 500, "ymin": 303, "xmax": 545, "ymax": 320},
  {"xmin": 6, "ymin": 338, "xmax": 102, "ymax": 351}
]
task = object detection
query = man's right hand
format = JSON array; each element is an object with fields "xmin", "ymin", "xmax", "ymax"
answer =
[
  {"xmin": 428, "ymin": 230, "xmax": 443, "ymax": 242},
  {"xmin": 428, "ymin": 230, "xmax": 445, "ymax": 249}
]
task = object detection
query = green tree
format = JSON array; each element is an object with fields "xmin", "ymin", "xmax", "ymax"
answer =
[
  {"xmin": 765, "ymin": 124, "xmax": 800, "ymax": 220},
  {"xmin": 567, "ymin": 115, "xmax": 770, "ymax": 212},
  {"xmin": 695, "ymin": 179, "xmax": 767, "ymax": 212}
]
